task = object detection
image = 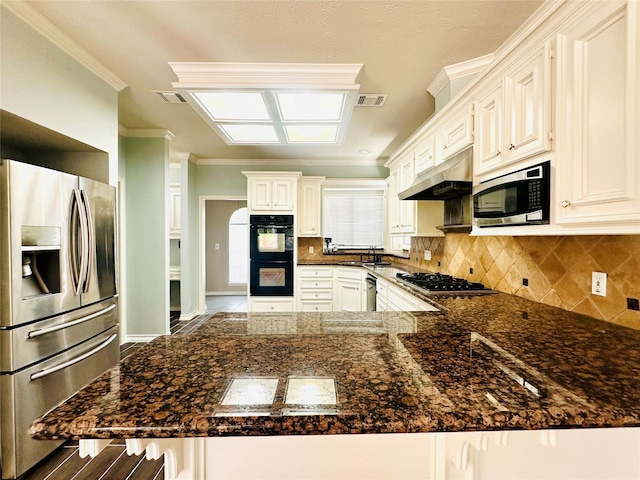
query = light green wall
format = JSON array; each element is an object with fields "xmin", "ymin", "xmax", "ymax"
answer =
[
  {"xmin": 0, "ymin": 6, "xmax": 119, "ymax": 184},
  {"xmin": 180, "ymin": 158, "xmax": 199, "ymax": 317},
  {"xmin": 195, "ymin": 163, "xmax": 388, "ymax": 196},
  {"xmin": 123, "ymin": 136, "xmax": 169, "ymax": 336}
]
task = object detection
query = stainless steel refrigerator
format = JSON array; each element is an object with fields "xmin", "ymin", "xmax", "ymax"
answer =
[{"xmin": 0, "ymin": 159, "xmax": 119, "ymax": 479}]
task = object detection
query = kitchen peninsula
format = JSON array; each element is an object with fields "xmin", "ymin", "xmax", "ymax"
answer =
[{"xmin": 30, "ymin": 279, "xmax": 640, "ymax": 480}]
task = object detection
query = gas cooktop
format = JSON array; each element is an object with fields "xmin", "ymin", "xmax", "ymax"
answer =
[{"xmin": 395, "ymin": 272, "xmax": 496, "ymax": 296}]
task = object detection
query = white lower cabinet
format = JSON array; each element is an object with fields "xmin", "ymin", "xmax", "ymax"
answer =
[
  {"xmin": 376, "ymin": 277, "xmax": 389, "ymax": 311},
  {"xmin": 438, "ymin": 427, "xmax": 640, "ymax": 480},
  {"xmin": 386, "ymin": 282, "xmax": 439, "ymax": 312},
  {"xmin": 85, "ymin": 427, "xmax": 639, "ymax": 479},
  {"xmin": 333, "ymin": 267, "xmax": 366, "ymax": 312},
  {"xmin": 248, "ymin": 297, "xmax": 295, "ymax": 313},
  {"xmin": 375, "ymin": 276, "xmax": 438, "ymax": 312},
  {"xmin": 297, "ymin": 266, "xmax": 334, "ymax": 312}
]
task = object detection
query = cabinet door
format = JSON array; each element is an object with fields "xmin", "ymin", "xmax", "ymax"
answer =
[
  {"xmin": 298, "ymin": 179, "xmax": 322, "ymax": 236},
  {"xmin": 414, "ymin": 134, "xmax": 436, "ymax": 174},
  {"xmin": 556, "ymin": 2, "xmax": 640, "ymax": 227},
  {"xmin": 271, "ymin": 178, "xmax": 295, "ymax": 211},
  {"xmin": 399, "ymin": 155, "xmax": 416, "ymax": 234},
  {"xmin": 503, "ymin": 40, "xmax": 553, "ymax": 164},
  {"xmin": 387, "ymin": 168, "xmax": 400, "ymax": 234},
  {"xmin": 440, "ymin": 104, "xmax": 474, "ymax": 161},
  {"xmin": 474, "ymin": 82, "xmax": 504, "ymax": 175},
  {"xmin": 169, "ymin": 184, "xmax": 181, "ymax": 239},
  {"xmin": 249, "ymin": 178, "xmax": 272, "ymax": 211},
  {"xmin": 334, "ymin": 278, "xmax": 363, "ymax": 312}
]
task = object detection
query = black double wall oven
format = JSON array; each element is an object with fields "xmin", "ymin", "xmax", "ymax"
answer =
[{"xmin": 249, "ymin": 215, "xmax": 294, "ymax": 296}]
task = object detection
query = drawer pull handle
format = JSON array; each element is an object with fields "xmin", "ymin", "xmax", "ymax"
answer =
[
  {"xmin": 27, "ymin": 304, "xmax": 116, "ymax": 339},
  {"xmin": 30, "ymin": 333, "xmax": 117, "ymax": 381}
]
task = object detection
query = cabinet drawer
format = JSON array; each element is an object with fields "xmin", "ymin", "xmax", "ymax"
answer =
[
  {"xmin": 298, "ymin": 300, "xmax": 333, "ymax": 312},
  {"xmin": 299, "ymin": 267, "xmax": 333, "ymax": 278},
  {"xmin": 299, "ymin": 278, "xmax": 333, "ymax": 290},
  {"xmin": 249, "ymin": 298, "xmax": 294, "ymax": 312},
  {"xmin": 300, "ymin": 290, "xmax": 333, "ymax": 301},
  {"xmin": 334, "ymin": 267, "xmax": 363, "ymax": 280}
]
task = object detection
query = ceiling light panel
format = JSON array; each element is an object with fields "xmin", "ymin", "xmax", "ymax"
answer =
[
  {"xmin": 275, "ymin": 92, "xmax": 345, "ymax": 121},
  {"xmin": 285, "ymin": 125, "xmax": 338, "ymax": 143},
  {"xmin": 193, "ymin": 92, "xmax": 270, "ymax": 121},
  {"xmin": 170, "ymin": 63, "xmax": 363, "ymax": 145},
  {"xmin": 219, "ymin": 124, "xmax": 279, "ymax": 143}
]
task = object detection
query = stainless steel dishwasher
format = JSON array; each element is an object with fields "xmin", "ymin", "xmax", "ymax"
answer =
[{"xmin": 366, "ymin": 274, "xmax": 377, "ymax": 311}]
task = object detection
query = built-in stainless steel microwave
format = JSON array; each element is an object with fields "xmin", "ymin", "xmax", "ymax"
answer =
[{"xmin": 473, "ymin": 160, "xmax": 550, "ymax": 227}]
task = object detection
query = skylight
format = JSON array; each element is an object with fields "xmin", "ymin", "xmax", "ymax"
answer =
[
  {"xmin": 193, "ymin": 92, "xmax": 271, "ymax": 121},
  {"xmin": 169, "ymin": 63, "xmax": 363, "ymax": 145}
]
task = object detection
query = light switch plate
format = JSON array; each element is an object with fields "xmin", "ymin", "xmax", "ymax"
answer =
[{"xmin": 592, "ymin": 272, "xmax": 607, "ymax": 296}]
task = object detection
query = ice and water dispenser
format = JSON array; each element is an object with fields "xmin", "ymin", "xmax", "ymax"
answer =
[{"xmin": 21, "ymin": 225, "xmax": 61, "ymax": 298}]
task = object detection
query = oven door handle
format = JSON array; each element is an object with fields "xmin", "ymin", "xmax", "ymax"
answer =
[
  {"xmin": 27, "ymin": 304, "xmax": 117, "ymax": 339},
  {"xmin": 30, "ymin": 333, "xmax": 117, "ymax": 381}
]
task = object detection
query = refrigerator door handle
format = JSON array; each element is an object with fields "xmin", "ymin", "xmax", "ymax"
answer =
[
  {"xmin": 29, "ymin": 333, "xmax": 117, "ymax": 381},
  {"xmin": 27, "ymin": 304, "xmax": 117, "ymax": 339},
  {"xmin": 80, "ymin": 189, "xmax": 94, "ymax": 294},
  {"xmin": 69, "ymin": 189, "xmax": 87, "ymax": 296}
]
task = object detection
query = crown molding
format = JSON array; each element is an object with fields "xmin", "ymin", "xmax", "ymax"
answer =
[
  {"xmin": 119, "ymin": 125, "xmax": 175, "ymax": 140},
  {"xmin": 195, "ymin": 157, "xmax": 386, "ymax": 167},
  {"xmin": 3, "ymin": 1, "xmax": 127, "ymax": 92},
  {"xmin": 169, "ymin": 62, "xmax": 363, "ymax": 88},
  {"xmin": 427, "ymin": 53, "xmax": 495, "ymax": 97}
]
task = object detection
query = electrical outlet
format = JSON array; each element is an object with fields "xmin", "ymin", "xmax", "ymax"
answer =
[
  {"xmin": 628, "ymin": 298, "xmax": 640, "ymax": 311},
  {"xmin": 523, "ymin": 278, "xmax": 529, "ymax": 286},
  {"xmin": 469, "ymin": 267, "xmax": 474, "ymax": 275},
  {"xmin": 309, "ymin": 246, "xmax": 314, "ymax": 254},
  {"xmin": 215, "ymin": 243, "xmax": 220, "ymax": 250},
  {"xmin": 424, "ymin": 250, "xmax": 432, "ymax": 261},
  {"xmin": 592, "ymin": 272, "xmax": 607, "ymax": 296}
]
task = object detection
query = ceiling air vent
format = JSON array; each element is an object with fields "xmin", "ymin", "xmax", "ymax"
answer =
[
  {"xmin": 153, "ymin": 90, "xmax": 187, "ymax": 104},
  {"xmin": 356, "ymin": 94, "xmax": 388, "ymax": 107}
]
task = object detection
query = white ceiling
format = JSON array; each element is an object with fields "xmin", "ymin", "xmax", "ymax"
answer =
[{"xmin": 8, "ymin": 0, "xmax": 544, "ymax": 165}]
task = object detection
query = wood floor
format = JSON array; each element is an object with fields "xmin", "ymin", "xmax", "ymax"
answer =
[{"xmin": 19, "ymin": 295, "xmax": 247, "ymax": 480}]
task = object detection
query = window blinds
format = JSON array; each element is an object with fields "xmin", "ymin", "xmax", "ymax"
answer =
[{"xmin": 322, "ymin": 189, "xmax": 384, "ymax": 248}]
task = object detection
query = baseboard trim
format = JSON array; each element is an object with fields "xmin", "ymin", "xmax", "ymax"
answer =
[
  {"xmin": 179, "ymin": 310, "xmax": 199, "ymax": 321},
  {"xmin": 123, "ymin": 334, "xmax": 160, "ymax": 344},
  {"xmin": 206, "ymin": 291, "xmax": 247, "ymax": 296}
]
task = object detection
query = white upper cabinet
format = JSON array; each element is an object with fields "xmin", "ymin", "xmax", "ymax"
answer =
[
  {"xmin": 399, "ymin": 154, "xmax": 416, "ymax": 234},
  {"xmin": 555, "ymin": 0, "xmax": 640, "ymax": 231},
  {"xmin": 414, "ymin": 134, "xmax": 436, "ymax": 175},
  {"xmin": 504, "ymin": 40, "xmax": 553, "ymax": 164},
  {"xmin": 297, "ymin": 177, "xmax": 324, "ymax": 237},
  {"xmin": 474, "ymin": 81, "xmax": 505, "ymax": 174},
  {"xmin": 474, "ymin": 40, "xmax": 553, "ymax": 177},
  {"xmin": 438, "ymin": 103, "xmax": 474, "ymax": 162},
  {"xmin": 169, "ymin": 183, "xmax": 181, "ymax": 239},
  {"xmin": 244, "ymin": 172, "xmax": 300, "ymax": 213},
  {"xmin": 387, "ymin": 167, "xmax": 400, "ymax": 234}
]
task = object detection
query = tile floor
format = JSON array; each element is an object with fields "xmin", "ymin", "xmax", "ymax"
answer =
[{"xmin": 19, "ymin": 296, "xmax": 246, "ymax": 480}]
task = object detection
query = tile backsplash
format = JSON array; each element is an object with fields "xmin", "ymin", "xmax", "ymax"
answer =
[
  {"xmin": 297, "ymin": 235, "xmax": 640, "ymax": 330},
  {"xmin": 409, "ymin": 234, "xmax": 640, "ymax": 330}
]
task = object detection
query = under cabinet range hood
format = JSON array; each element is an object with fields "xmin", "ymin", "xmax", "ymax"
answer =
[{"xmin": 398, "ymin": 147, "xmax": 472, "ymax": 200}]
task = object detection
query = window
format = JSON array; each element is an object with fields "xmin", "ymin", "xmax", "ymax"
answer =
[
  {"xmin": 322, "ymin": 187, "xmax": 384, "ymax": 248},
  {"xmin": 228, "ymin": 207, "xmax": 248, "ymax": 284}
]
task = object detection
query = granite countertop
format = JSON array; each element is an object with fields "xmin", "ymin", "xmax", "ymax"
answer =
[{"xmin": 30, "ymin": 294, "xmax": 640, "ymax": 440}]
